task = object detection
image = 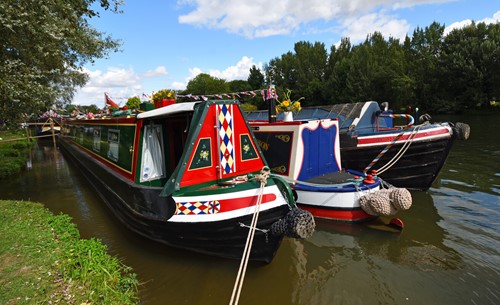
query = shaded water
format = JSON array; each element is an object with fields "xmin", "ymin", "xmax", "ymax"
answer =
[{"xmin": 0, "ymin": 114, "xmax": 498, "ymax": 305}]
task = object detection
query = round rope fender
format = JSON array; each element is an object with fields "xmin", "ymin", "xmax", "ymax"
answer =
[
  {"xmin": 270, "ymin": 208, "xmax": 316, "ymax": 239},
  {"xmin": 360, "ymin": 188, "xmax": 412, "ymax": 216},
  {"xmin": 452, "ymin": 122, "xmax": 470, "ymax": 140}
]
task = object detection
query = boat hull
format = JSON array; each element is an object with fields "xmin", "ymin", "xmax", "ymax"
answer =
[
  {"xmin": 59, "ymin": 137, "xmax": 288, "ymax": 263},
  {"xmin": 340, "ymin": 126, "xmax": 456, "ymax": 190},
  {"xmin": 293, "ymin": 172, "xmax": 381, "ymax": 222}
]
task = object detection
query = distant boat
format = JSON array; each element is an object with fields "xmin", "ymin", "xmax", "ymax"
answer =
[
  {"xmin": 246, "ymin": 101, "xmax": 470, "ymax": 190},
  {"xmin": 250, "ymin": 118, "xmax": 412, "ymax": 223},
  {"xmin": 59, "ymin": 100, "xmax": 315, "ymax": 263},
  {"xmin": 28, "ymin": 111, "xmax": 61, "ymax": 141}
]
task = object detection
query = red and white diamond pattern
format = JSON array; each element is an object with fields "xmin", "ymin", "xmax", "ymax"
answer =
[{"xmin": 218, "ymin": 104, "xmax": 235, "ymax": 174}]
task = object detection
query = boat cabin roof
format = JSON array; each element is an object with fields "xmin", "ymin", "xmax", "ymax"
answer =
[{"xmin": 137, "ymin": 102, "xmax": 200, "ymax": 119}]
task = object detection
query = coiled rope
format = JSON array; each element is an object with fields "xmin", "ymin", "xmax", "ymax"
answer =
[{"xmin": 229, "ymin": 167, "xmax": 270, "ymax": 305}]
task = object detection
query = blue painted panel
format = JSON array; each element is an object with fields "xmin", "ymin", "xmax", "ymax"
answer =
[{"xmin": 297, "ymin": 123, "xmax": 340, "ymax": 181}]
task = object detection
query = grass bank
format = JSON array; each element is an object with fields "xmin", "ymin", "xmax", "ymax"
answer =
[
  {"xmin": 0, "ymin": 130, "xmax": 33, "ymax": 179},
  {"xmin": 0, "ymin": 200, "xmax": 139, "ymax": 305}
]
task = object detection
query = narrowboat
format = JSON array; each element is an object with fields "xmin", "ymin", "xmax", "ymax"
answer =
[
  {"xmin": 250, "ymin": 119, "xmax": 412, "ymax": 223},
  {"xmin": 247, "ymin": 101, "xmax": 470, "ymax": 190},
  {"xmin": 58, "ymin": 100, "xmax": 315, "ymax": 263}
]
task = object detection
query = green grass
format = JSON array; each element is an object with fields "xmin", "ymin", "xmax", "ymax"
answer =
[
  {"xmin": 0, "ymin": 200, "xmax": 139, "ymax": 305},
  {"xmin": 0, "ymin": 130, "xmax": 33, "ymax": 179}
]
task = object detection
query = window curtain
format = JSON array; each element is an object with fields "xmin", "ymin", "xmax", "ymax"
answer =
[{"xmin": 140, "ymin": 124, "xmax": 165, "ymax": 182}]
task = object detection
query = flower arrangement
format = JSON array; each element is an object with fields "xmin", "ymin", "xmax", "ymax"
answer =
[
  {"xmin": 152, "ymin": 89, "xmax": 176, "ymax": 101},
  {"xmin": 276, "ymin": 89, "xmax": 304, "ymax": 113},
  {"xmin": 126, "ymin": 96, "xmax": 141, "ymax": 109}
]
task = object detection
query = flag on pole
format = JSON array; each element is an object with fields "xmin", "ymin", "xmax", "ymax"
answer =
[{"xmin": 105, "ymin": 93, "xmax": 118, "ymax": 108}]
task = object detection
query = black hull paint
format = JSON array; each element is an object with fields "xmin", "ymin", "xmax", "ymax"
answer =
[
  {"xmin": 59, "ymin": 138, "xmax": 287, "ymax": 263},
  {"xmin": 340, "ymin": 134, "xmax": 457, "ymax": 190}
]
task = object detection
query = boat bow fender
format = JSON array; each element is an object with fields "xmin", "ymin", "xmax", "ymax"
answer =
[{"xmin": 451, "ymin": 122, "xmax": 471, "ymax": 140}]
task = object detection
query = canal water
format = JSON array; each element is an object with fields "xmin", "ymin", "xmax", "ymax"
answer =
[{"xmin": 0, "ymin": 113, "xmax": 498, "ymax": 305}]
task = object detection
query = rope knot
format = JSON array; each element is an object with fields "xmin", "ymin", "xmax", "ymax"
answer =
[{"xmin": 253, "ymin": 166, "xmax": 270, "ymax": 185}]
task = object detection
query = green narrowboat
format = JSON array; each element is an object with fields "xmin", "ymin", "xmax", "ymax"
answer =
[{"xmin": 59, "ymin": 100, "xmax": 314, "ymax": 262}]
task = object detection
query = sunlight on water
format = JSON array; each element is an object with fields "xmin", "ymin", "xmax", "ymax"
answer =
[{"xmin": 1, "ymin": 114, "xmax": 499, "ymax": 305}]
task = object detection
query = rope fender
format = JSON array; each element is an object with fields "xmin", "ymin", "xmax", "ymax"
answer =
[
  {"xmin": 359, "ymin": 187, "xmax": 412, "ymax": 216},
  {"xmin": 270, "ymin": 208, "xmax": 315, "ymax": 239},
  {"xmin": 451, "ymin": 122, "xmax": 470, "ymax": 140}
]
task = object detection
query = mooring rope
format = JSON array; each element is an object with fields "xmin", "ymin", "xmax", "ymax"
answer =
[
  {"xmin": 229, "ymin": 167, "xmax": 270, "ymax": 305},
  {"xmin": 363, "ymin": 120, "xmax": 420, "ymax": 174},
  {"xmin": 375, "ymin": 125, "xmax": 421, "ymax": 175}
]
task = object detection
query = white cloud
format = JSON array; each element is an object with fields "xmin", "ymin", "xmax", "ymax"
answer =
[
  {"xmin": 209, "ymin": 56, "xmax": 261, "ymax": 80},
  {"xmin": 143, "ymin": 66, "xmax": 168, "ymax": 77},
  {"xmin": 72, "ymin": 67, "xmax": 142, "ymax": 106},
  {"xmin": 444, "ymin": 10, "xmax": 500, "ymax": 36},
  {"xmin": 177, "ymin": 0, "xmax": 451, "ymax": 39},
  {"xmin": 172, "ymin": 56, "xmax": 262, "ymax": 90},
  {"xmin": 341, "ymin": 11, "xmax": 410, "ymax": 42}
]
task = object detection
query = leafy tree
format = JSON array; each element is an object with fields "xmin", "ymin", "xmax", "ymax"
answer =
[
  {"xmin": 324, "ymin": 37, "xmax": 352, "ymax": 104},
  {"xmin": 228, "ymin": 80, "xmax": 251, "ymax": 93},
  {"xmin": 265, "ymin": 51, "xmax": 298, "ymax": 93},
  {"xmin": 247, "ymin": 65, "xmax": 265, "ymax": 90},
  {"xmin": 265, "ymin": 41, "xmax": 327, "ymax": 105},
  {"xmin": 0, "ymin": 0, "xmax": 122, "ymax": 128},
  {"xmin": 406, "ymin": 22, "xmax": 445, "ymax": 112},
  {"xmin": 439, "ymin": 22, "xmax": 500, "ymax": 111},
  {"xmin": 184, "ymin": 73, "xmax": 229, "ymax": 95}
]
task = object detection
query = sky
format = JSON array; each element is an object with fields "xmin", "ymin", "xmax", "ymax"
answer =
[{"xmin": 73, "ymin": 0, "xmax": 500, "ymax": 106}]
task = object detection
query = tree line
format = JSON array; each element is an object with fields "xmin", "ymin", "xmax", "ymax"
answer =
[
  {"xmin": 1, "ymin": 0, "xmax": 498, "ymax": 128},
  {"xmin": 262, "ymin": 21, "xmax": 500, "ymax": 114},
  {"xmin": 180, "ymin": 21, "xmax": 499, "ymax": 114}
]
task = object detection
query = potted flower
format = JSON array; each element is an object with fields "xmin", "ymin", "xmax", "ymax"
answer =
[
  {"xmin": 276, "ymin": 89, "xmax": 303, "ymax": 121},
  {"xmin": 152, "ymin": 89, "xmax": 176, "ymax": 108},
  {"xmin": 126, "ymin": 96, "xmax": 141, "ymax": 110}
]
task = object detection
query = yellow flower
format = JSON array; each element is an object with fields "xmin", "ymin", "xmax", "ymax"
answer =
[
  {"xmin": 276, "ymin": 89, "xmax": 304, "ymax": 113},
  {"xmin": 153, "ymin": 89, "xmax": 176, "ymax": 101}
]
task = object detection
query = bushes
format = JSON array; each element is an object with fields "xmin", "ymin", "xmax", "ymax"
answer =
[
  {"xmin": 0, "ymin": 131, "xmax": 33, "ymax": 179},
  {"xmin": 0, "ymin": 157, "xmax": 25, "ymax": 178}
]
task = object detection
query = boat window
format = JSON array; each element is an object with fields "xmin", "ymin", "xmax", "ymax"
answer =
[
  {"xmin": 140, "ymin": 123, "xmax": 166, "ymax": 182},
  {"xmin": 93, "ymin": 127, "xmax": 101, "ymax": 152},
  {"xmin": 107, "ymin": 129, "xmax": 120, "ymax": 162}
]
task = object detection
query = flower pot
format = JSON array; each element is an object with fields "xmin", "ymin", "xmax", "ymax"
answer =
[
  {"xmin": 140, "ymin": 102, "xmax": 155, "ymax": 111},
  {"xmin": 154, "ymin": 98, "xmax": 175, "ymax": 108},
  {"xmin": 283, "ymin": 111, "xmax": 294, "ymax": 122}
]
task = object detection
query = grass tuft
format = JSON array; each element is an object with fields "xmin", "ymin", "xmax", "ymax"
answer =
[{"xmin": 0, "ymin": 200, "xmax": 139, "ymax": 305}]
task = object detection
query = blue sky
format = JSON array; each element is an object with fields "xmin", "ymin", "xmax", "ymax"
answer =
[{"xmin": 73, "ymin": 0, "xmax": 499, "ymax": 106}]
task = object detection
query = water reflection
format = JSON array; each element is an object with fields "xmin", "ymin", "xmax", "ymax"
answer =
[
  {"xmin": 287, "ymin": 191, "xmax": 470, "ymax": 305},
  {"xmin": 1, "ymin": 118, "xmax": 499, "ymax": 305}
]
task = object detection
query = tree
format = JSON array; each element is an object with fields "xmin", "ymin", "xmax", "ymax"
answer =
[
  {"xmin": 324, "ymin": 37, "xmax": 352, "ymax": 104},
  {"xmin": 0, "ymin": 0, "xmax": 122, "ymax": 128},
  {"xmin": 228, "ymin": 80, "xmax": 251, "ymax": 93},
  {"xmin": 184, "ymin": 73, "xmax": 229, "ymax": 95},
  {"xmin": 439, "ymin": 22, "xmax": 500, "ymax": 111},
  {"xmin": 265, "ymin": 41, "xmax": 327, "ymax": 105},
  {"xmin": 247, "ymin": 65, "xmax": 265, "ymax": 90},
  {"xmin": 406, "ymin": 22, "xmax": 445, "ymax": 112}
]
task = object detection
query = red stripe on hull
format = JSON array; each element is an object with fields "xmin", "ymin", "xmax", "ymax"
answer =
[
  {"xmin": 218, "ymin": 193, "xmax": 277, "ymax": 212},
  {"xmin": 298, "ymin": 204, "xmax": 374, "ymax": 222},
  {"xmin": 357, "ymin": 127, "xmax": 450, "ymax": 146}
]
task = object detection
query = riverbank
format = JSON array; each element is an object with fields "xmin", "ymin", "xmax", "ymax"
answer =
[
  {"xmin": 0, "ymin": 130, "xmax": 33, "ymax": 179},
  {"xmin": 0, "ymin": 200, "xmax": 139, "ymax": 305}
]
